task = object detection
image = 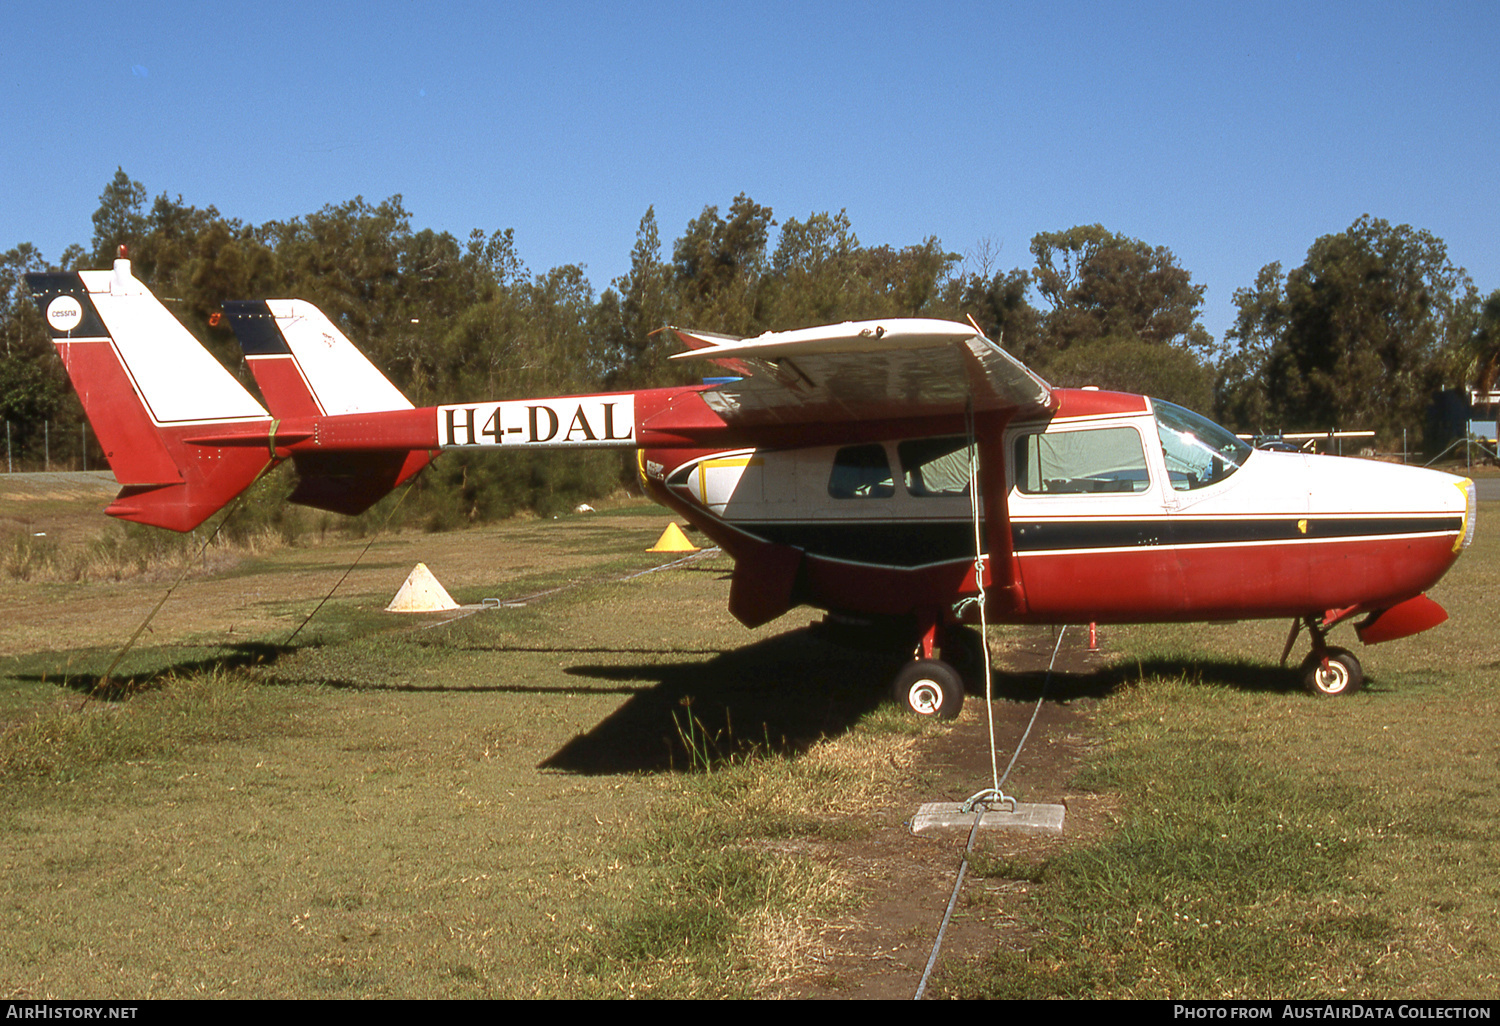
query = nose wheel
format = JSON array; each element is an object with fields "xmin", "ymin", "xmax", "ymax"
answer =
[
  {"xmin": 1300, "ymin": 646, "xmax": 1363, "ymax": 696},
  {"xmin": 1283, "ymin": 617, "xmax": 1365, "ymax": 696}
]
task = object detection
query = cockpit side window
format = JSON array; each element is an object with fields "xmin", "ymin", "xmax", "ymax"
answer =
[
  {"xmin": 1013, "ymin": 427, "xmax": 1150, "ymax": 495},
  {"xmin": 1153, "ymin": 399, "xmax": 1252, "ymax": 491},
  {"xmin": 828, "ymin": 444, "xmax": 894, "ymax": 499},
  {"xmin": 897, "ymin": 437, "xmax": 973, "ymax": 497}
]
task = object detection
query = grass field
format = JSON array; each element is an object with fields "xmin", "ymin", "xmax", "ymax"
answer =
[
  {"xmin": 0, "ymin": 476, "xmax": 1494, "ymax": 999},
  {"xmin": 936, "ymin": 500, "xmax": 1500, "ymax": 999},
  {"xmin": 0, "ymin": 493, "xmax": 923, "ymax": 998}
]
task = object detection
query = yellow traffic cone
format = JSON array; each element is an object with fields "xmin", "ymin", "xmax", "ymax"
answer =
[{"xmin": 648, "ymin": 523, "xmax": 699, "ymax": 553}]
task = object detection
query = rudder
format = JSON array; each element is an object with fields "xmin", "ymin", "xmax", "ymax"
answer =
[
  {"xmin": 25, "ymin": 257, "xmax": 273, "ymax": 531},
  {"xmin": 222, "ymin": 297, "xmax": 434, "ymax": 516}
]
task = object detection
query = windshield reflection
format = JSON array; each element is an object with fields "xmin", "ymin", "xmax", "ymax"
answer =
[{"xmin": 1153, "ymin": 399, "xmax": 1253, "ymax": 491}]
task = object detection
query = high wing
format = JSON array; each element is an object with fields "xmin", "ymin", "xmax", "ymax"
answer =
[{"xmin": 669, "ymin": 318, "xmax": 1054, "ymax": 426}]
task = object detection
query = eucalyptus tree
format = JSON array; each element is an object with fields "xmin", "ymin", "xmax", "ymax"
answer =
[
  {"xmin": 1219, "ymin": 216, "xmax": 1473, "ymax": 442},
  {"xmin": 1023, "ymin": 224, "xmax": 1214, "ymax": 409}
]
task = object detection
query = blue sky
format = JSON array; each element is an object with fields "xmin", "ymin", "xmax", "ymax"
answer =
[{"xmin": 3, "ymin": 0, "xmax": 1496, "ymax": 347}]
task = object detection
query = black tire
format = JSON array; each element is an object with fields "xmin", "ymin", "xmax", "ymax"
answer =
[
  {"xmin": 941, "ymin": 626, "xmax": 990, "ymax": 692},
  {"xmin": 892, "ymin": 659, "xmax": 964, "ymax": 719},
  {"xmin": 1301, "ymin": 647, "xmax": 1364, "ymax": 696}
]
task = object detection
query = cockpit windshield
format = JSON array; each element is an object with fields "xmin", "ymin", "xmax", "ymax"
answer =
[{"xmin": 1153, "ymin": 399, "xmax": 1253, "ymax": 491}]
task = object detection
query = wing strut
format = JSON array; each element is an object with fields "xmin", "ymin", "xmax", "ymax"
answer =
[{"xmin": 958, "ymin": 395, "xmax": 1016, "ymax": 814}]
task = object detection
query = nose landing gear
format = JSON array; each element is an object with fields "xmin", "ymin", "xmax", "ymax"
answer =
[
  {"xmin": 1283, "ymin": 617, "xmax": 1365, "ymax": 696},
  {"xmin": 1300, "ymin": 646, "xmax": 1364, "ymax": 696}
]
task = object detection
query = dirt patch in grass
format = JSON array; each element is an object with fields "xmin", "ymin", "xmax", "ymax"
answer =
[{"xmin": 782, "ymin": 627, "xmax": 1119, "ymax": 999}]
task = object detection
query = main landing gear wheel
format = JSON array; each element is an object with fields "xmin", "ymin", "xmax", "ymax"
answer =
[
  {"xmin": 1300, "ymin": 647, "xmax": 1364, "ymax": 697},
  {"xmin": 941, "ymin": 626, "xmax": 990, "ymax": 693},
  {"xmin": 892, "ymin": 659, "xmax": 964, "ymax": 719}
]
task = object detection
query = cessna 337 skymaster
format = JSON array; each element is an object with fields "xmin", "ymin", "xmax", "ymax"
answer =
[{"xmin": 26, "ymin": 255, "xmax": 1477, "ymax": 716}]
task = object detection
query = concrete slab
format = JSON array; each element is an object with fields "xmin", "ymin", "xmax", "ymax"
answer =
[{"xmin": 910, "ymin": 801, "xmax": 1066, "ymax": 835}]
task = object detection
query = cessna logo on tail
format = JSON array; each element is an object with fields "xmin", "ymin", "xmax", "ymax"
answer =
[
  {"xmin": 46, "ymin": 296, "xmax": 84, "ymax": 333},
  {"xmin": 438, "ymin": 395, "xmax": 636, "ymax": 449}
]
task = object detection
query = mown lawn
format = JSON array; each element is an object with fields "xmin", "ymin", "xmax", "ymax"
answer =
[{"xmin": 937, "ymin": 502, "xmax": 1499, "ymax": 998}]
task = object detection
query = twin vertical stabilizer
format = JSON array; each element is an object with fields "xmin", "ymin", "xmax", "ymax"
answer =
[
  {"xmin": 222, "ymin": 300, "xmax": 415, "ymax": 418},
  {"xmin": 221, "ymin": 299, "xmax": 434, "ymax": 515},
  {"xmin": 25, "ymin": 258, "xmax": 272, "ymax": 530}
]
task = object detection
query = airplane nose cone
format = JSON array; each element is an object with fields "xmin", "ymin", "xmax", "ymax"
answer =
[
  {"xmin": 1298, "ymin": 456, "xmax": 1473, "ymax": 606},
  {"xmin": 1455, "ymin": 477, "xmax": 1477, "ymax": 552}
]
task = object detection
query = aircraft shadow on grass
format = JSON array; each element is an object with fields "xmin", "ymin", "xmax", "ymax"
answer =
[
  {"xmin": 19, "ymin": 629, "xmax": 1303, "ymax": 774},
  {"xmin": 538, "ymin": 628, "xmax": 1307, "ymax": 775},
  {"xmin": 22, "ymin": 642, "xmax": 297, "ymax": 700}
]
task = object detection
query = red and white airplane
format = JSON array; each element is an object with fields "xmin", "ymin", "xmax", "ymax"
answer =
[{"xmin": 27, "ymin": 255, "xmax": 1477, "ymax": 716}]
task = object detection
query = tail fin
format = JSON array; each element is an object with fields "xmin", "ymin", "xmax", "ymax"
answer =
[
  {"xmin": 222, "ymin": 299, "xmax": 433, "ymax": 515},
  {"xmin": 24, "ymin": 257, "xmax": 273, "ymax": 531},
  {"xmin": 222, "ymin": 299, "xmax": 414, "ymax": 417}
]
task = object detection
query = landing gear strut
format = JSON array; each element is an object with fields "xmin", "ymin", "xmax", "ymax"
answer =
[
  {"xmin": 890, "ymin": 623, "xmax": 985, "ymax": 718},
  {"xmin": 1282, "ymin": 617, "xmax": 1365, "ymax": 697}
]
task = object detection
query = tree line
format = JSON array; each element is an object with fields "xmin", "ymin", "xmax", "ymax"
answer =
[{"xmin": 2, "ymin": 169, "xmax": 1495, "ymax": 519}]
